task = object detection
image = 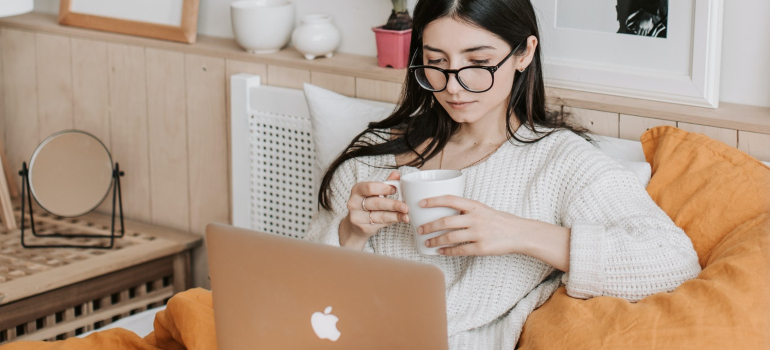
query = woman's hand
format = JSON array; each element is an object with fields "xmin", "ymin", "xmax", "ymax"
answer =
[
  {"xmin": 418, "ymin": 195, "xmax": 571, "ymax": 271},
  {"xmin": 418, "ymin": 195, "xmax": 527, "ymax": 255},
  {"xmin": 339, "ymin": 171, "xmax": 409, "ymax": 250}
]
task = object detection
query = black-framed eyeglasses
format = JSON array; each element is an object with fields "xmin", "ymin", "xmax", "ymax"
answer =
[{"xmin": 408, "ymin": 41, "xmax": 524, "ymax": 93}]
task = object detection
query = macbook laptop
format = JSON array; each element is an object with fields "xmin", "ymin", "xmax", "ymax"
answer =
[{"xmin": 206, "ymin": 223, "xmax": 449, "ymax": 350}]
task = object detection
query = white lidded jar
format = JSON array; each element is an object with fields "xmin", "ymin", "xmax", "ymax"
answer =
[{"xmin": 291, "ymin": 14, "xmax": 341, "ymax": 60}]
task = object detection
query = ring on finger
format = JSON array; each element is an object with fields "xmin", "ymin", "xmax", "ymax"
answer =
[
  {"xmin": 362, "ymin": 196, "xmax": 370, "ymax": 212},
  {"xmin": 369, "ymin": 211, "xmax": 374, "ymax": 225}
]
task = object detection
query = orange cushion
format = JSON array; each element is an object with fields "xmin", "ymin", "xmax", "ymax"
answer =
[
  {"xmin": 518, "ymin": 126, "xmax": 770, "ymax": 349},
  {"xmin": 642, "ymin": 126, "xmax": 770, "ymax": 266}
]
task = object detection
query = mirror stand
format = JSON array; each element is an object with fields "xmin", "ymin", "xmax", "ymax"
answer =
[{"xmin": 18, "ymin": 162, "xmax": 126, "ymax": 249}]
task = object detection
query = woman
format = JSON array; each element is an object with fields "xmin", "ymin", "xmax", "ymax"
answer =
[{"xmin": 306, "ymin": 0, "xmax": 700, "ymax": 348}]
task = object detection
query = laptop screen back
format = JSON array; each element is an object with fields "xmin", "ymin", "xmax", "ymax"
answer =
[{"xmin": 206, "ymin": 223, "xmax": 448, "ymax": 350}]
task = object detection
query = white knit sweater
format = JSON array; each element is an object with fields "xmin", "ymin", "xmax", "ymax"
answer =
[{"xmin": 305, "ymin": 126, "xmax": 701, "ymax": 350}]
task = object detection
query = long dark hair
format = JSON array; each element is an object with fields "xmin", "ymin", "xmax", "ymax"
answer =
[{"xmin": 319, "ymin": 0, "xmax": 588, "ymax": 210}]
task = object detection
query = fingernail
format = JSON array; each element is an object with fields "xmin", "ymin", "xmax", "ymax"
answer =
[
  {"xmin": 420, "ymin": 200, "xmax": 427, "ymax": 207},
  {"xmin": 417, "ymin": 226, "xmax": 423, "ymax": 234},
  {"xmin": 391, "ymin": 188, "xmax": 397, "ymax": 194},
  {"xmin": 438, "ymin": 249, "xmax": 445, "ymax": 255},
  {"xmin": 425, "ymin": 240, "xmax": 431, "ymax": 247},
  {"xmin": 404, "ymin": 215, "xmax": 410, "ymax": 223}
]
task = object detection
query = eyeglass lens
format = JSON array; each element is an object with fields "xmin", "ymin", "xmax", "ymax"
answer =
[{"xmin": 414, "ymin": 67, "xmax": 494, "ymax": 92}]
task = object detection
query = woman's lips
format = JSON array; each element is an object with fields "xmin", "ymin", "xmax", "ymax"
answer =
[{"xmin": 446, "ymin": 101, "xmax": 474, "ymax": 109}]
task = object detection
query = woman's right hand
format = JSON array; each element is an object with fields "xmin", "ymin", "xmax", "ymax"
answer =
[{"xmin": 339, "ymin": 171, "xmax": 409, "ymax": 249}]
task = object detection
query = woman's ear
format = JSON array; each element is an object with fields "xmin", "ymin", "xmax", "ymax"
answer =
[{"xmin": 516, "ymin": 35, "xmax": 538, "ymax": 71}]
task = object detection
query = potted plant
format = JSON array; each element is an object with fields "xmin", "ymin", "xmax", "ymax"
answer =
[{"xmin": 372, "ymin": 0, "xmax": 413, "ymax": 69}]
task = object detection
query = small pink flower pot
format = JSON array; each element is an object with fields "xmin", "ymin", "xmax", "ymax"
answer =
[{"xmin": 372, "ymin": 26, "xmax": 412, "ymax": 69}]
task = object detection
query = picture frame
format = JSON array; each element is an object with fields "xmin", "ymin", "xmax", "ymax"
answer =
[
  {"xmin": 58, "ymin": 0, "xmax": 200, "ymax": 44},
  {"xmin": 534, "ymin": 0, "xmax": 724, "ymax": 108}
]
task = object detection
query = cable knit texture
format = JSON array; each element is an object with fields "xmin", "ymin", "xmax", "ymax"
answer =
[{"xmin": 305, "ymin": 126, "xmax": 701, "ymax": 350}]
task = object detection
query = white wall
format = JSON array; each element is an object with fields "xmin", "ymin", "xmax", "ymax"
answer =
[
  {"xmin": 34, "ymin": 0, "xmax": 770, "ymax": 108},
  {"xmin": 719, "ymin": 0, "xmax": 770, "ymax": 108},
  {"xmin": 555, "ymin": 0, "xmax": 618, "ymax": 33}
]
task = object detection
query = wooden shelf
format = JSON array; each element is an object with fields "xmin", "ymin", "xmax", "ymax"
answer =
[
  {"xmin": 1, "ymin": 12, "xmax": 768, "ymax": 134},
  {"xmin": 0, "ymin": 12, "xmax": 407, "ymax": 83}
]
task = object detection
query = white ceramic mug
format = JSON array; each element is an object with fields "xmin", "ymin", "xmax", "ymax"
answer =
[{"xmin": 384, "ymin": 170, "xmax": 465, "ymax": 255}]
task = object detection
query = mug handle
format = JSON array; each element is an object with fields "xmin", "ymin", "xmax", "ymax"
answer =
[{"xmin": 382, "ymin": 180, "xmax": 401, "ymax": 199}]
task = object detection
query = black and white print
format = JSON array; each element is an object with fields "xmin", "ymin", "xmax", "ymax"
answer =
[
  {"xmin": 616, "ymin": 0, "xmax": 668, "ymax": 37},
  {"xmin": 556, "ymin": 0, "xmax": 668, "ymax": 38}
]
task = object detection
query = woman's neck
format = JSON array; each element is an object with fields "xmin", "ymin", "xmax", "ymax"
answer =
[{"xmin": 452, "ymin": 114, "xmax": 520, "ymax": 148}]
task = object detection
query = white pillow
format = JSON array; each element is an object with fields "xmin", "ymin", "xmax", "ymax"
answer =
[
  {"xmin": 592, "ymin": 135, "xmax": 652, "ymax": 187},
  {"xmin": 592, "ymin": 135, "xmax": 647, "ymax": 162},
  {"xmin": 303, "ymin": 83, "xmax": 395, "ymax": 186}
]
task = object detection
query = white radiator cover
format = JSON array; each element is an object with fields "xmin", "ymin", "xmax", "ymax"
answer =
[{"xmin": 230, "ymin": 74, "xmax": 316, "ymax": 238}]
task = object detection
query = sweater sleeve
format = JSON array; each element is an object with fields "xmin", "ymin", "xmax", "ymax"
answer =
[
  {"xmin": 560, "ymin": 163, "xmax": 701, "ymax": 302},
  {"xmin": 304, "ymin": 159, "xmax": 375, "ymax": 252}
]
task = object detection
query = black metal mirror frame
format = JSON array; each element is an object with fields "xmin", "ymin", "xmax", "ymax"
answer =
[{"xmin": 18, "ymin": 131, "xmax": 126, "ymax": 249}]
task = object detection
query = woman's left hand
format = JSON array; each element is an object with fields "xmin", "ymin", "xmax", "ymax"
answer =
[{"xmin": 418, "ymin": 195, "xmax": 537, "ymax": 256}]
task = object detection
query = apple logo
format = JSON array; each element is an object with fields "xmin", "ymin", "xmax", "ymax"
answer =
[{"xmin": 311, "ymin": 306, "xmax": 341, "ymax": 341}]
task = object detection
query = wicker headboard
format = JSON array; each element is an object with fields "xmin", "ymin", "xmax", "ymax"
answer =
[{"xmin": 230, "ymin": 74, "xmax": 317, "ymax": 239}]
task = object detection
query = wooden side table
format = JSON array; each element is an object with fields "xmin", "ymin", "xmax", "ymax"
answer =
[{"xmin": 0, "ymin": 205, "xmax": 202, "ymax": 343}]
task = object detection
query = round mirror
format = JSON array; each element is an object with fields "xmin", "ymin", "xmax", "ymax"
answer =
[{"xmin": 29, "ymin": 130, "xmax": 113, "ymax": 217}]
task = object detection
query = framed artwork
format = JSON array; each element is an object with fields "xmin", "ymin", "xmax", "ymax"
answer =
[
  {"xmin": 534, "ymin": 0, "xmax": 724, "ymax": 108},
  {"xmin": 59, "ymin": 0, "xmax": 200, "ymax": 44}
]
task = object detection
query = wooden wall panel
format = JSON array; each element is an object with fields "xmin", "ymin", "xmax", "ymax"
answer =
[
  {"xmin": 266, "ymin": 65, "xmax": 309, "ymax": 89},
  {"xmin": 186, "ymin": 54, "xmax": 227, "ymax": 289},
  {"xmin": 0, "ymin": 32, "xmax": 11, "ymax": 199},
  {"xmin": 619, "ymin": 114, "xmax": 676, "ymax": 141},
  {"xmin": 71, "ymin": 38, "xmax": 111, "ymax": 147},
  {"xmin": 1, "ymin": 29, "xmax": 39, "ymax": 192},
  {"xmin": 311, "ymin": 72, "xmax": 355, "ymax": 97},
  {"xmin": 355, "ymin": 78, "xmax": 401, "ymax": 103},
  {"xmin": 35, "ymin": 33, "xmax": 73, "ymax": 139},
  {"xmin": 677, "ymin": 122, "xmax": 738, "ymax": 148},
  {"xmin": 738, "ymin": 131, "xmax": 770, "ymax": 162},
  {"xmin": 225, "ymin": 59, "xmax": 267, "ymax": 80},
  {"xmin": 71, "ymin": 38, "xmax": 112, "ymax": 214},
  {"xmin": 107, "ymin": 43, "xmax": 151, "ymax": 222},
  {"xmin": 146, "ymin": 48, "xmax": 190, "ymax": 232},
  {"xmin": 566, "ymin": 107, "xmax": 619, "ymax": 137}
]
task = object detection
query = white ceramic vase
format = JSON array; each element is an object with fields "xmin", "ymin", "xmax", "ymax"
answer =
[
  {"xmin": 291, "ymin": 14, "xmax": 341, "ymax": 60},
  {"xmin": 231, "ymin": 0, "xmax": 295, "ymax": 54}
]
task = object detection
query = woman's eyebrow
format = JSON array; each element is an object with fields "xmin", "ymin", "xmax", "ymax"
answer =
[
  {"xmin": 462, "ymin": 45, "xmax": 496, "ymax": 53},
  {"xmin": 423, "ymin": 45, "xmax": 497, "ymax": 53}
]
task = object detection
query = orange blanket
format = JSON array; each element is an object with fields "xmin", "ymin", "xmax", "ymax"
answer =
[{"xmin": 0, "ymin": 288, "xmax": 217, "ymax": 350}]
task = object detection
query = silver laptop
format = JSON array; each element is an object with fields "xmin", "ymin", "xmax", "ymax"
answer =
[{"xmin": 206, "ymin": 223, "xmax": 448, "ymax": 350}]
